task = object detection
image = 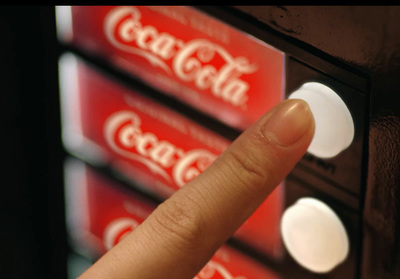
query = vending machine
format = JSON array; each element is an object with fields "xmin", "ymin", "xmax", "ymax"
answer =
[
  {"xmin": 2, "ymin": 6, "xmax": 399, "ymax": 279},
  {"xmin": 54, "ymin": 5, "xmax": 367, "ymax": 278}
]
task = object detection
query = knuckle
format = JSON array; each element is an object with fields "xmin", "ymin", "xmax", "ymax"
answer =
[
  {"xmin": 151, "ymin": 197, "xmax": 206, "ymax": 252},
  {"xmin": 228, "ymin": 148, "xmax": 266, "ymax": 181},
  {"xmin": 225, "ymin": 133, "xmax": 278, "ymax": 192}
]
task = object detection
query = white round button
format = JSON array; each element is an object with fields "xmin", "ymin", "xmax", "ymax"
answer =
[
  {"xmin": 288, "ymin": 82, "xmax": 354, "ymax": 158},
  {"xmin": 281, "ymin": 197, "xmax": 349, "ymax": 273}
]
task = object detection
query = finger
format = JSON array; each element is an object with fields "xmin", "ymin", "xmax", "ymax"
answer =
[{"xmin": 79, "ymin": 99, "xmax": 315, "ymax": 279}]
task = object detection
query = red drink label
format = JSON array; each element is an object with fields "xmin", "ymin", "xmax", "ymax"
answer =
[
  {"xmin": 64, "ymin": 160, "xmax": 280, "ymax": 279},
  {"xmin": 60, "ymin": 54, "xmax": 231, "ymax": 198},
  {"xmin": 64, "ymin": 159, "xmax": 156, "ymax": 256},
  {"xmin": 57, "ymin": 6, "xmax": 285, "ymax": 130},
  {"xmin": 59, "ymin": 54, "xmax": 283, "ymax": 259}
]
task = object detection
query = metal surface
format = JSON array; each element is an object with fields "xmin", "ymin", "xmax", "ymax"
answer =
[{"xmin": 234, "ymin": 6, "xmax": 400, "ymax": 279}]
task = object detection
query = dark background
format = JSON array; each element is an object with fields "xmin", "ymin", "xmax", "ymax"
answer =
[{"xmin": 0, "ymin": 6, "xmax": 67, "ymax": 279}]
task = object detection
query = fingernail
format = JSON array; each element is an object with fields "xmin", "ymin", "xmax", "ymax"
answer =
[{"xmin": 262, "ymin": 99, "xmax": 314, "ymax": 146}]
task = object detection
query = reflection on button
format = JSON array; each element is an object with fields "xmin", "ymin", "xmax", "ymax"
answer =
[
  {"xmin": 281, "ymin": 197, "xmax": 349, "ymax": 273},
  {"xmin": 288, "ymin": 82, "xmax": 354, "ymax": 158}
]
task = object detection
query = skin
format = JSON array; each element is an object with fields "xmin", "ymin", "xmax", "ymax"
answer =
[{"xmin": 78, "ymin": 99, "xmax": 315, "ymax": 279}]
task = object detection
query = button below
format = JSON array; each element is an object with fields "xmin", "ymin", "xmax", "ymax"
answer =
[
  {"xmin": 281, "ymin": 197, "xmax": 349, "ymax": 273},
  {"xmin": 288, "ymin": 82, "xmax": 354, "ymax": 158}
]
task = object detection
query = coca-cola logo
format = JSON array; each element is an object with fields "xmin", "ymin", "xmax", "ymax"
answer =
[
  {"xmin": 104, "ymin": 217, "xmax": 246, "ymax": 279},
  {"xmin": 104, "ymin": 110, "xmax": 217, "ymax": 188},
  {"xmin": 104, "ymin": 6, "xmax": 258, "ymax": 108},
  {"xmin": 195, "ymin": 260, "xmax": 247, "ymax": 279},
  {"xmin": 103, "ymin": 217, "xmax": 139, "ymax": 250}
]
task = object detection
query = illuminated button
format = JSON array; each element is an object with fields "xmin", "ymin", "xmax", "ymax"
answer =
[
  {"xmin": 288, "ymin": 82, "xmax": 354, "ymax": 158},
  {"xmin": 281, "ymin": 198, "xmax": 349, "ymax": 273}
]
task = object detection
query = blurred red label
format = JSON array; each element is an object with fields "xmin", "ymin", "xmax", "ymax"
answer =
[
  {"xmin": 64, "ymin": 160, "xmax": 280, "ymax": 279},
  {"xmin": 57, "ymin": 6, "xmax": 285, "ymax": 130},
  {"xmin": 65, "ymin": 159, "xmax": 155, "ymax": 256},
  {"xmin": 59, "ymin": 54, "xmax": 283, "ymax": 259},
  {"xmin": 60, "ymin": 54, "xmax": 230, "ymax": 198}
]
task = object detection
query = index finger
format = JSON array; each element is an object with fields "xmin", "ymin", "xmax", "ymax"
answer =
[{"xmin": 79, "ymin": 99, "xmax": 315, "ymax": 279}]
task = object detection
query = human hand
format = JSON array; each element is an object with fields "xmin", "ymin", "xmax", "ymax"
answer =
[{"xmin": 78, "ymin": 99, "xmax": 315, "ymax": 279}]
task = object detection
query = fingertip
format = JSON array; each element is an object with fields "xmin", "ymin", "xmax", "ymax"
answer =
[{"xmin": 262, "ymin": 99, "xmax": 315, "ymax": 147}]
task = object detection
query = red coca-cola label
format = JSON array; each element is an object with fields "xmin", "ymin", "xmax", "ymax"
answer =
[
  {"xmin": 57, "ymin": 6, "xmax": 285, "ymax": 130},
  {"xmin": 62, "ymin": 55, "xmax": 230, "ymax": 197},
  {"xmin": 59, "ymin": 54, "xmax": 283, "ymax": 258},
  {"xmin": 103, "ymin": 110, "xmax": 218, "ymax": 189},
  {"xmin": 64, "ymin": 160, "xmax": 280, "ymax": 279},
  {"xmin": 64, "ymin": 159, "xmax": 156, "ymax": 256}
]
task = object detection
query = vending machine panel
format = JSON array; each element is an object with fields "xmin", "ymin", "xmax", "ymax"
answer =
[{"xmin": 56, "ymin": 6, "xmax": 369, "ymax": 279}]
